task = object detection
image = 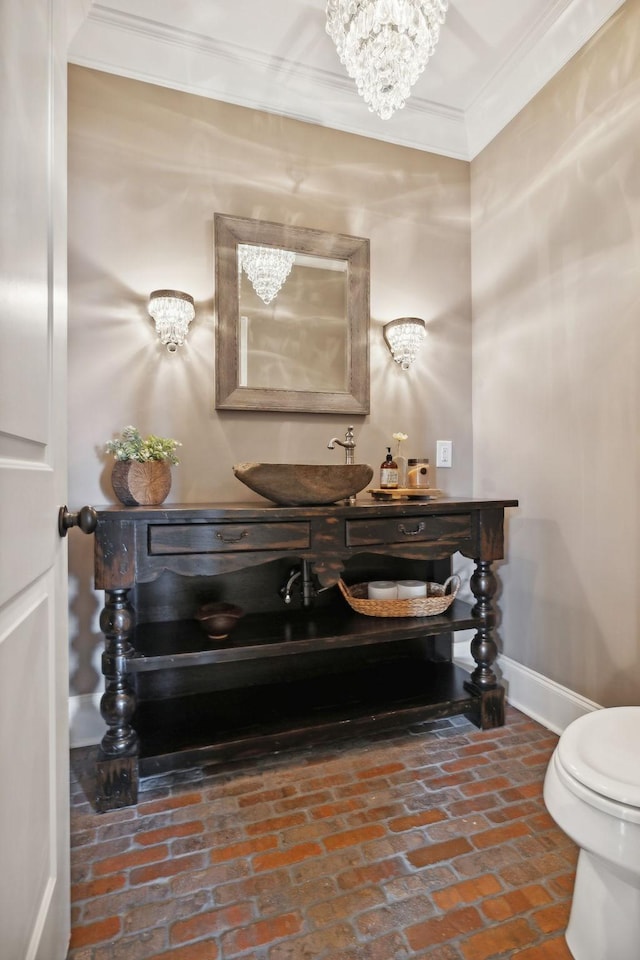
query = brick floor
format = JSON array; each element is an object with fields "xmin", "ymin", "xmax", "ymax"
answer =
[{"xmin": 67, "ymin": 706, "xmax": 577, "ymax": 959}]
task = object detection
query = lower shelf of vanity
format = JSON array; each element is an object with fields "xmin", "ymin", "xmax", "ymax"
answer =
[
  {"xmin": 130, "ymin": 598, "xmax": 478, "ymax": 668},
  {"xmin": 126, "ymin": 601, "xmax": 486, "ymax": 778},
  {"xmin": 132, "ymin": 659, "xmax": 481, "ymax": 777}
]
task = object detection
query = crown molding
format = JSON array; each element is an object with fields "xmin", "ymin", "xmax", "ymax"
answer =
[
  {"xmin": 68, "ymin": 0, "xmax": 627, "ymax": 162},
  {"xmin": 465, "ymin": 0, "xmax": 627, "ymax": 157},
  {"xmin": 66, "ymin": 0, "xmax": 95, "ymax": 44}
]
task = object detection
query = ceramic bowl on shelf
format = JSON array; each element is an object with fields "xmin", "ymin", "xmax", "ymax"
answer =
[{"xmin": 195, "ymin": 601, "xmax": 244, "ymax": 640}]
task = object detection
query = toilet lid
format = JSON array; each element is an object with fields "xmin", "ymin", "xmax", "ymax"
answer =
[{"xmin": 558, "ymin": 707, "xmax": 640, "ymax": 807}]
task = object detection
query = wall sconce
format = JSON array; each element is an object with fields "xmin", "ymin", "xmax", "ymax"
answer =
[
  {"xmin": 383, "ymin": 317, "xmax": 426, "ymax": 370},
  {"xmin": 148, "ymin": 289, "xmax": 195, "ymax": 353}
]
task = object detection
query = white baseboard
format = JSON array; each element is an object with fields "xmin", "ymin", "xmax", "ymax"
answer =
[
  {"xmin": 453, "ymin": 638, "xmax": 601, "ymax": 734},
  {"xmin": 69, "ymin": 692, "xmax": 104, "ymax": 748},
  {"xmin": 69, "ymin": 651, "xmax": 602, "ymax": 749}
]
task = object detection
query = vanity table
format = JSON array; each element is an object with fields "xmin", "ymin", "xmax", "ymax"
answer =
[{"xmin": 93, "ymin": 496, "xmax": 517, "ymax": 811}]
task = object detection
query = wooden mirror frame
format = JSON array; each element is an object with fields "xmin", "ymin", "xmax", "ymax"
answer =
[{"xmin": 214, "ymin": 214, "xmax": 370, "ymax": 414}]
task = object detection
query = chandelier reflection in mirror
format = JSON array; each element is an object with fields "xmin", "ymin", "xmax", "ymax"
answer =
[
  {"xmin": 238, "ymin": 244, "xmax": 297, "ymax": 305},
  {"xmin": 148, "ymin": 290, "xmax": 195, "ymax": 353},
  {"xmin": 326, "ymin": 0, "xmax": 448, "ymax": 120},
  {"xmin": 383, "ymin": 317, "xmax": 426, "ymax": 370}
]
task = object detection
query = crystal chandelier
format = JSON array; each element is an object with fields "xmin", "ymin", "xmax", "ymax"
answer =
[
  {"xmin": 148, "ymin": 290, "xmax": 195, "ymax": 353},
  {"xmin": 238, "ymin": 244, "xmax": 297, "ymax": 305},
  {"xmin": 326, "ymin": 0, "xmax": 449, "ymax": 120},
  {"xmin": 383, "ymin": 317, "xmax": 426, "ymax": 369}
]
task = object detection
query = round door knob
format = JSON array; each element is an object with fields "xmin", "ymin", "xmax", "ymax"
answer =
[{"xmin": 58, "ymin": 505, "xmax": 98, "ymax": 538}]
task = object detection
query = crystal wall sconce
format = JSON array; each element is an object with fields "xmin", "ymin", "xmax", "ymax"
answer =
[
  {"xmin": 383, "ymin": 317, "xmax": 426, "ymax": 370},
  {"xmin": 148, "ymin": 289, "xmax": 195, "ymax": 353}
]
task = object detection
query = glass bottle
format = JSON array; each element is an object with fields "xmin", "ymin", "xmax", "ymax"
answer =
[{"xmin": 380, "ymin": 448, "xmax": 398, "ymax": 489}]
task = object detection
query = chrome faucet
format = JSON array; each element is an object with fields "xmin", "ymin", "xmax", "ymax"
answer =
[
  {"xmin": 327, "ymin": 425, "xmax": 356, "ymax": 465},
  {"xmin": 279, "ymin": 561, "xmax": 331, "ymax": 608},
  {"xmin": 328, "ymin": 425, "xmax": 358, "ymax": 504},
  {"xmin": 279, "ymin": 567, "xmax": 302, "ymax": 605}
]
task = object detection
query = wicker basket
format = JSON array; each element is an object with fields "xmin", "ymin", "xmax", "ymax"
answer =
[{"xmin": 338, "ymin": 575, "xmax": 460, "ymax": 618}]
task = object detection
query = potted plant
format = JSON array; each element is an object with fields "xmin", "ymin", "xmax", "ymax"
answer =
[{"xmin": 105, "ymin": 425, "xmax": 181, "ymax": 506}]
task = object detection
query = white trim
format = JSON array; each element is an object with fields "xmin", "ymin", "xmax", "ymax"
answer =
[
  {"xmin": 69, "ymin": 692, "xmax": 104, "ymax": 748},
  {"xmin": 465, "ymin": 0, "xmax": 627, "ymax": 157},
  {"xmin": 453, "ymin": 640, "xmax": 601, "ymax": 734},
  {"xmin": 68, "ymin": 11, "xmax": 470, "ymax": 160}
]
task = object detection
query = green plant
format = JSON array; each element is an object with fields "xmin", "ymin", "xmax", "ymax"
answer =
[{"xmin": 105, "ymin": 425, "xmax": 181, "ymax": 465}]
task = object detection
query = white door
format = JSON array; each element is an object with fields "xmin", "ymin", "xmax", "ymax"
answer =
[{"xmin": 0, "ymin": 0, "xmax": 71, "ymax": 957}]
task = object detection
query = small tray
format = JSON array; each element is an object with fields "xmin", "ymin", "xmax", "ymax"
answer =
[
  {"xmin": 368, "ymin": 487, "xmax": 442, "ymax": 500},
  {"xmin": 338, "ymin": 575, "xmax": 460, "ymax": 618}
]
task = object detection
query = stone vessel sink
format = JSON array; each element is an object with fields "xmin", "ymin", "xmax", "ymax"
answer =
[{"xmin": 233, "ymin": 462, "xmax": 374, "ymax": 506}]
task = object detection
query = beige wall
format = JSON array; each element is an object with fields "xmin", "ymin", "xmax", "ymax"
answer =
[
  {"xmin": 471, "ymin": 1, "xmax": 640, "ymax": 705},
  {"xmin": 70, "ymin": 0, "xmax": 640, "ymax": 718},
  {"xmin": 67, "ymin": 67, "xmax": 472, "ymax": 700}
]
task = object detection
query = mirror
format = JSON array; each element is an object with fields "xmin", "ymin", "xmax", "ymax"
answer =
[{"xmin": 215, "ymin": 214, "xmax": 370, "ymax": 414}]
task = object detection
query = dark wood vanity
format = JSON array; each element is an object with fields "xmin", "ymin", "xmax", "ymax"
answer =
[{"xmin": 93, "ymin": 496, "xmax": 517, "ymax": 811}]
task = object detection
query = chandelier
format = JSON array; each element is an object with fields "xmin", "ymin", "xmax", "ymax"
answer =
[
  {"xmin": 326, "ymin": 0, "xmax": 449, "ymax": 120},
  {"xmin": 383, "ymin": 317, "xmax": 426, "ymax": 369},
  {"xmin": 148, "ymin": 290, "xmax": 195, "ymax": 353},
  {"xmin": 238, "ymin": 244, "xmax": 297, "ymax": 305}
]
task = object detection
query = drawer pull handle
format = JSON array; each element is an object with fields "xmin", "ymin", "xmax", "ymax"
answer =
[
  {"xmin": 398, "ymin": 522, "xmax": 425, "ymax": 537},
  {"xmin": 216, "ymin": 530, "xmax": 249, "ymax": 544}
]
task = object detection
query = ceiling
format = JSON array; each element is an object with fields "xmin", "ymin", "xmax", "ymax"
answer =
[{"xmin": 68, "ymin": 0, "xmax": 626, "ymax": 161}]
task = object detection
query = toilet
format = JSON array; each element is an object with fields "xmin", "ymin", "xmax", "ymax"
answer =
[{"xmin": 543, "ymin": 706, "xmax": 640, "ymax": 960}]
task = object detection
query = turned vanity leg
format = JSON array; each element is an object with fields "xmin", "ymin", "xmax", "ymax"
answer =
[
  {"xmin": 95, "ymin": 588, "xmax": 139, "ymax": 811},
  {"xmin": 465, "ymin": 559, "xmax": 505, "ymax": 728}
]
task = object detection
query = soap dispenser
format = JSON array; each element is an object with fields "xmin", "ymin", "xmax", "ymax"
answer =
[{"xmin": 380, "ymin": 447, "xmax": 398, "ymax": 489}]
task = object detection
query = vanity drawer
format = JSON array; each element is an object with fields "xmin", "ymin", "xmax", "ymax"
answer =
[
  {"xmin": 148, "ymin": 521, "xmax": 310, "ymax": 555},
  {"xmin": 345, "ymin": 514, "xmax": 471, "ymax": 548}
]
